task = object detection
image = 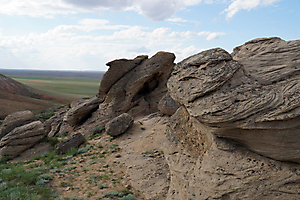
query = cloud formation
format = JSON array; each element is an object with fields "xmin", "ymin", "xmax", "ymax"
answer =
[
  {"xmin": 0, "ymin": 0, "xmax": 203, "ymax": 20},
  {"xmin": 0, "ymin": 19, "xmax": 224, "ymax": 70},
  {"xmin": 223, "ymin": 0, "xmax": 280, "ymax": 20}
]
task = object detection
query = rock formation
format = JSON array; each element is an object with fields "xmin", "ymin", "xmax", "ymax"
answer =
[
  {"xmin": 84, "ymin": 51, "xmax": 175, "ymax": 130},
  {"xmin": 158, "ymin": 92, "xmax": 180, "ymax": 116},
  {"xmin": 64, "ymin": 97, "xmax": 102, "ymax": 126},
  {"xmin": 0, "ymin": 110, "xmax": 35, "ymax": 139},
  {"xmin": 0, "ymin": 121, "xmax": 46, "ymax": 158},
  {"xmin": 165, "ymin": 37, "xmax": 300, "ymax": 199},
  {"xmin": 105, "ymin": 113, "xmax": 134, "ymax": 137},
  {"xmin": 55, "ymin": 132, "xmax": 85, "ymax": 155}
]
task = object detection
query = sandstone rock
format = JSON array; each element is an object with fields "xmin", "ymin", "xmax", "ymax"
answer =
[
  {"xmin": 90, "ymin": 51, "xmax": 175, "ymax": 128},
  {"xmin": 0, "ymin": 121, "xmax": 45, "ymax": 158},
  {"xmin": 55, "ymin": 132, "xmax": 85, "ymax": 155},
  {"xmin": 105, "ymin": 113, "xmax": 134, "ymax": 137},
  {"xmin": 0, "ymin": 110, "xmax": 35, "ymax": 139},
  {"xmin": 44, "ymin": 108, "xmax": 67, "ymax": 137},
  {"xmin": 168, "ymin": 44, "xmax": 300, "ymax": 163},
  {"xmin": 97, "ymin": 55, "xmax": 148, "ymax": 102},
  {"xmin": 164, "ymin": 107, "xmax": 300, "ymax": 200},
  {"xmin": 158, "ymin": 92, "xmax": 180, "ymax": 115},
  {"xmin": 64, "ymin": 97, "xmax": 101, "ymax": 126},
  {"xmin": 232, "ymin": 37, "xmax": 300, "ymax": 85}
]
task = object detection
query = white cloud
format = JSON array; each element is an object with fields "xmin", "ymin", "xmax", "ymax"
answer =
[
  {"xmin": 0, "ymin": 0, "xmax": 206, "ymax": 21},
  {"xmin": 167, "ymin": 18, "xmax": 188, "ymax": 23},
  {"xmin": 223, "ymin": 0, "xmax": 281, "ymax": 20},
  {"xmin": 0, "ymin": 19, "xmax": 224, "ymax": 71}
]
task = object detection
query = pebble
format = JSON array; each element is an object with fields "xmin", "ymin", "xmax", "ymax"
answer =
[
  {"xmin": 115, "ymin": 153, "xmax": 121, "ymax": 158},
  {"xmin": 103, "ymin": 164, "xmax": 109, "ymax": 168}
]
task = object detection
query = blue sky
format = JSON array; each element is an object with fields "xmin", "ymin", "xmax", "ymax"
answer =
[{"xmin": 0, "ymin": 0, "xmax": 299, "ymax": 71}]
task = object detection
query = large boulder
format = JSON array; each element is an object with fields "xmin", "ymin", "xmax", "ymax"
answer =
[
  {"xmin": 0, "ymin": 121, "xmax": 46, "ymax": 158},
  {"xmin": 89, "ymin": 51, "xmax": 175, "ymax": 128},
  {"xmin": 64, "ymin": 97, "xmax": 102, "ymax": 126},
  {"xmin": 168, "ymin": 44, "xmax": 300, "ymax": 163},
  {"xmin": 105, "ymin": 113, "xmax": 134, "ymax": 137},
  {"xmin": 165, "ymin": 38, "xmax": 300, "ymax": 199},
  {"xmin": 158, "ymin": 92, "xmax": 180, "ymax": 116},
  {"xmin": 0, "ymin": 110, "xmax": 35, "ymax": 139}
]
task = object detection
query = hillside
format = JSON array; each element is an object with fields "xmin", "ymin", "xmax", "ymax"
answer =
[{"xmin": 0, "ymin": 74, "xmax": 75, "ymax": 119}]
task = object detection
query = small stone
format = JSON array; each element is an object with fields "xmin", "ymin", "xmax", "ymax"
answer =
[
  {"xmin": 115, "ymin": 153, "xmax": 121, "ymax": 158},
  {"xmin": 103, "ymin": 164, "xmax": 109, "ymax": 168}
]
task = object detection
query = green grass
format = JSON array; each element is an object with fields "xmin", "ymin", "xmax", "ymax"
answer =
[
  {"xmin": 7, "ymin": 75, "xmax": 100, "ymax": 98},
  {"xmin": 0, "ymin": 161, "xmax": 52, "ymax": 200}
]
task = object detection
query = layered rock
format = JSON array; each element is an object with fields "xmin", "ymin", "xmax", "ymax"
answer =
[
  {"xmin": 168, "ymin": 44, "xmax": 300, "ymax": 163},
  {"xmin": 0, "ymin": 121, "xmax": 46, "ymax": 158},
  {"xmin": 165, "ymin": 108, "xmax": 300, "ymax": 200},
  {"xmin": 165, "ymin": 38, "xmax": 300, "ymax": 199},
  {"xmin": 0, "ymin": 110, "xmax": 35, "ymax": 139},
  {"xmin": 64, "ymin": 97, "xmax": 101, "ymax": 126},
  {"xmin": 90, "ymin": 51, "xmax": 175, "ymax": 128}
]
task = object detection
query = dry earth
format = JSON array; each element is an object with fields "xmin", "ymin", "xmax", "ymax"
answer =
[{"xmin": 10, "ymin": 113, "xmax": 170, "ymax": 200}]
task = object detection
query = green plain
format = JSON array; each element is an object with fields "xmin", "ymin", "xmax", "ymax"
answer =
[{"xmin": 7, "ymin": 75, "xmax": 101, "ymax": 98}]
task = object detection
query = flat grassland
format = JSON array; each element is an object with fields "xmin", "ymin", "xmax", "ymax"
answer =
[{"xmin": 8, "ymin": 75, "xmax": 101, "ymax": 98}]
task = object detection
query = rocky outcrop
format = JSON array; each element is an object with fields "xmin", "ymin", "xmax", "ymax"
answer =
[
  {"xmin": 0, "ymin": 110, "xmax": 35, "ymax": 139},
  {"xmin": 55, "ymin": 132, "xmax": 85, "ymax": 155},
  {"xmin": 90, "ymin": 51, "xmax": 175, "ymax": 128},
  {"xmin": 44, "ymin": 108, "xmax": 68, "ymax": 137},
  {"xmin": 105, "ymin": 113, "xmax": 134, "ymax": 137},
  {"xmin": 97, "ymin": 55, "xmax": 148, "ymax": 102},
  {"xmin": 64, "ymin": 97, "xmax": 101, "ymax": 126},
  {"xmin": 165, "ymin": 108, "xmax": 300, "ymax": 200},
  {"xmin": 168, "ymin": 44, "xmax": 300, "ymax": 163},
  {"xmin": 165, "ymin": 38, "xmax": 300, "ymax": 199},
  {"xmin": 0, "ymin": 121, "xmax": 45, "ymax": 158},
  {"xmin": 158, "ymin": 93, "xmax": 180, "ymax": 116}
]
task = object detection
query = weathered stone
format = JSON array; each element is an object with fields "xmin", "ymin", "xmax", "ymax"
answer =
[
  {"xmin": 89, "ymin": 51, "xmax": 175, "ymax": 129},
  {"xmin": 158, "ymin": 92, "xmax": 180, "ymax": 115},
  {"xmin": 97, "ymin": 55, "xmax": 148, "ymax": 102},
  {"xmin": 105, "ymin": 113, "xmax": 134, "ymax": 137},
  {"xmin": 0, "ymin": 121, "xmax": 45, "ymax": 158},
  {"xmin": 64, "ymin": 97, "xmax": 101, "ymax": 126},
  {"xmin": 164, "ymin": 107, "xmax": 300, "ymax": 200},
  {"xmin": 55, "ymin": 132, "xmax": 85, "ymax": 155},
  {"xmin": 44, "ymin": 108, "xmax": 67, "ymax": 137},
  {"xmin": 0, "ymin": 110, "xmax": 35, "ymax": 139},
  {"xmin": 167, "ymin": 42, "xmax": 300, "ymax": 163}
]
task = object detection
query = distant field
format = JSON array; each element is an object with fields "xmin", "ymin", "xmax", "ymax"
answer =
[{"xmin": 7, "ymin": 75, "xmax": 101, "ymax": 98}]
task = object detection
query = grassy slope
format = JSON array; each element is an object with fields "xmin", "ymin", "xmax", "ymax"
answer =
[{"xmin": 0, "ymin": 75, "xmax": 100, "ymax": 119}]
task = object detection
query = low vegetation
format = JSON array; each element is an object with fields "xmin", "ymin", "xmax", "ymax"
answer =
[{"xmin": 0, "ymin": 131, "xmax": 142, "ymax": 200}]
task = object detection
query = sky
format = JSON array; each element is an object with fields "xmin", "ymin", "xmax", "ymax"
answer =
[{"xmin": 0, "ymin": 0, "xmax": 299, "ymax": 72}]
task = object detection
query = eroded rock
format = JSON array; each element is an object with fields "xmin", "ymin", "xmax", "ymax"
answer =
[
  {"xmin": 88, "ymin": 51, "xmax": 175, "ymax": 129},
  {"xmin": 0, "ymin": 121, "xmax": 46, "ymax": 158},
  {"xmin": 164, "ymin": 107, "xmax": 300, "ymax": 200},
  {"xmin": 0, "ymin": 110, "xmax": 35, "ymax": 139},
  {"xmin": 105, "ymin": 113, "xmax": 134, "ymax": 137},
  {"xmin": 158, "ymin": 92, "xmax": 180, "ymax": 116},
  {"xmin": 168, "ymin": 44, "xmax": 300, "ymax": 163},
  {"xmin": 64, "ymin": 97, "xmax": 101, "ymax": 126},
  {"xmin": 55, "ymin": 132, "xmax": 85, "ymax": 155},
  {"xmin": 44, "ymin": 108, "xmax": 68, "ymax": 137}
]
